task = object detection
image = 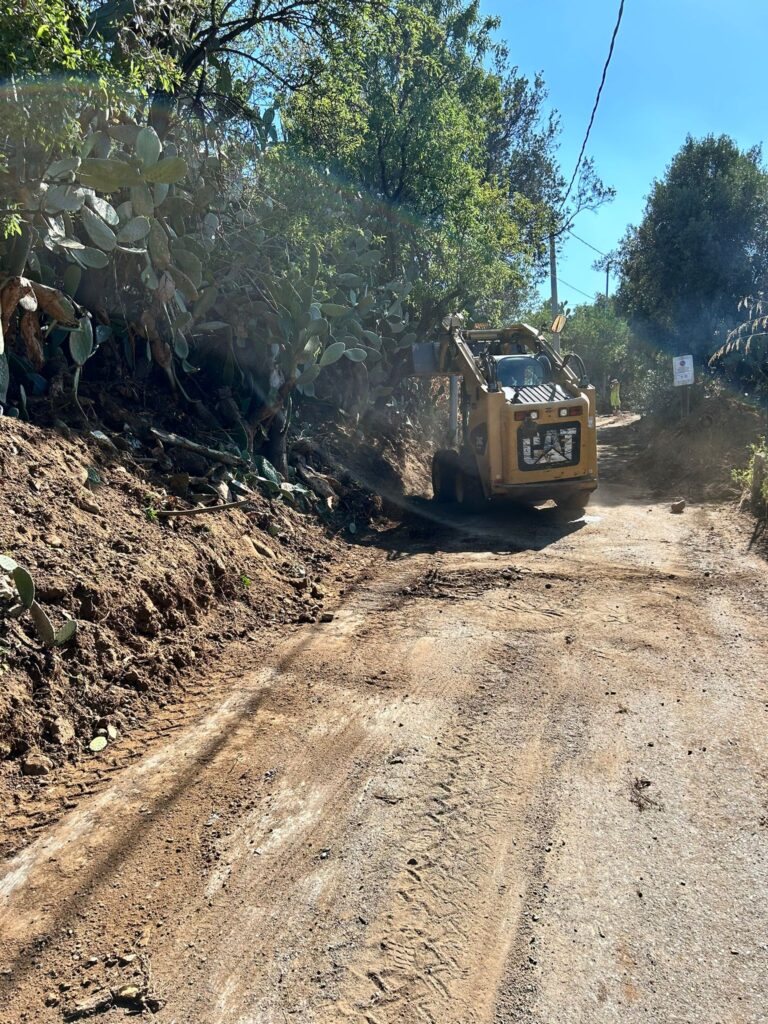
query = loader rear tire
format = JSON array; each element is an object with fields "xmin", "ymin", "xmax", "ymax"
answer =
[{"xmin": 432, "ymin": 450, "xmax": 459, "ymax": 503}]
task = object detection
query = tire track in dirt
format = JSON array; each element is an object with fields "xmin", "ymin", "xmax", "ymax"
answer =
[
  {"xmin": 191, "ymin": 559, "xmax": 519, "ymax": 1024},
  {"xmin": 321, "ymin": 578, "xmax": 596, "ymax": 1024},
  {"xmin": 328, "ymin": 713, "xmax": 551, "ymax": 1024},
  {"xmin": 4, "ymin": 552, "xmax": 490, "ymax": 1023}
]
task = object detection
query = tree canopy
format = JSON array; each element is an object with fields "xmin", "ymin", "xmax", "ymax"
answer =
[
  {"xmin": 284, "ymin": 1, "xmax": 611, "ymax": 322},
  {"xmin": 565, "ymin": 296, "xmax": 634, "ymax": 394},
  {"xmin": 615, "ymin": 135, "xmax": 768, "ymax": 365},
  {"xmin": 284, "ymin": 2, "xmax": 544, "ymax": 320},
  {"xmin": 0, "ymin": 0, "xmax": 610, "ymax": 460}
]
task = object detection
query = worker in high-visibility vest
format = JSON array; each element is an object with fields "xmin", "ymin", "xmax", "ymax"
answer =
[{"xmin": 610, "ymin": 378, "xmax": 621, "ymax": 414}]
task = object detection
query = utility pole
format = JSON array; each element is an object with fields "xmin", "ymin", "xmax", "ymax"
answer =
[
  {"xmin": 549, "ymin": 232, "xmax": 560, "ymax": 353},
  {"xmin": 605, "ymin": 260, "xmax": 610, "ymax": 299}
]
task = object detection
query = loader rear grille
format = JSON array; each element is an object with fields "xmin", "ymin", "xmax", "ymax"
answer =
[{"xmin": 518, "ymin": 421, "xmax": 581, "ymax": 471}]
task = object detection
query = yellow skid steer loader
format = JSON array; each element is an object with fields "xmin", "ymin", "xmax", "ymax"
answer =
[{"xmin": 411, "ymin": 319, "xmax": 598, "ymax": 511}]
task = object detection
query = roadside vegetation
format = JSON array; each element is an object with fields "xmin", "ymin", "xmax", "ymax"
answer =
[
  {"xmin": 0, "ymin": 0, "xmax": 612, "ymax": 474},
  {"xmin": 545, "ymin": 135, "xmax": 768, "ymax": 511},
  {"xmin": 3, "ymin": 4, "xmax": 763, "ymax": 493}
]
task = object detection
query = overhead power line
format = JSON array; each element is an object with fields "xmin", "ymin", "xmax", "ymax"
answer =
[
  {"xmin": 562, "ymin": 0, "xmax": 626, "ymax": 206},
  {"xmin": 558, "ymin": 277, "xmax": 595, "ymax": 301},
  {"xmin": 567, "ymin": 229, "xmax": 607, "ymax": 257}
]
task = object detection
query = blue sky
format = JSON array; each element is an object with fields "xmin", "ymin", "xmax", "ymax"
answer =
[{"xmin": 480, "ymin": 0, "xmax": 766, "ymax": 307}]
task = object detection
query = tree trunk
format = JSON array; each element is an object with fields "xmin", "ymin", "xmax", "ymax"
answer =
[
  {"xmin": 148, "ymin": 90, "xmax": 174, "ymax": 139},
  {"xmin": 262, "ymin": 400, "xmax": 291, "ymax": 477},
  {"xmin": 751, "ymin": 452, "xmax": 766, "ymax": 516}
]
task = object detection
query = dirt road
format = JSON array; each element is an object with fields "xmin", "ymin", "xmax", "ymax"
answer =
[{"xmin": 2, "ymin": 418, "xmax": 768, "ymax": 1023}]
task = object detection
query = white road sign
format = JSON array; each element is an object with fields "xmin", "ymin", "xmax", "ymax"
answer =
[{"xmin": 673, "ymin": 355, "xmax": 694, "ymax": 386}]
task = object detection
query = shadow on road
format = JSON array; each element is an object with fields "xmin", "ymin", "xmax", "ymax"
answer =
[{"xmin": 358, "ymin": 496, "xmax": 589, "ymax": 558}]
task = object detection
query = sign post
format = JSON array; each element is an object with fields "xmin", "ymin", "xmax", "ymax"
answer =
[{"xmin": 673, "ymin": 355, "xmax": 694, "ymax": 419}]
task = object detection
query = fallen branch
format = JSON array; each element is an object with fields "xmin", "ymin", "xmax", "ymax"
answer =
[
  {"xmin": 150, "ymin": 428, "xmax": 246, "ymax": 467},
  {"xmin": 296, "ymin": 462, "xmax": 338, "ymax": 503},
  {"xmin": 156, "ymin": 498, "xmax": 255, "ymax": 518}
]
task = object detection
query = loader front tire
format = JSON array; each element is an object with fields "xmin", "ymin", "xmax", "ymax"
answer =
[
  {"xmin": 454, "ymin": 468, "xmax": 486, "ymax": 511},
  {"xmin": 432, "ymin": 450, "xmax": 459, "ymax": 503}
]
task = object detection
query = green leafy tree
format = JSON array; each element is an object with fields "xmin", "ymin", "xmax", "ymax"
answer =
[
  {"xmin": 284, "ymin": 1, "xmax": 555, "ymax": 321},
  {"xmin": 0, "ymin": 0, "xmax": 616, "ymax": 475},
  {"xmin": 710, "ymin": 289, "xmax": 768, "ymax": 407},
  {"xmin": 564, "ymin": 296, "xmax": 638, "ymax": 409},
  {"xmin": 616, "ymin": 135, "xmax": 768, "ymax": 366},
  {"xmin": 0, "ymin": 0, "xmax": 403, "ymax": 457}
]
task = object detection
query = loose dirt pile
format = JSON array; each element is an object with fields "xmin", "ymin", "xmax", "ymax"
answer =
[
  {"xmin": 293, "ymin": 400, "xmax": 434, "ymax": 516},
  {"xmin": 626, "ymin": 397, "xmax": 763, "ymax": 499},
  {"xmin": 0, "ymin": 415, "xmax": 419, "ymax": 816}
]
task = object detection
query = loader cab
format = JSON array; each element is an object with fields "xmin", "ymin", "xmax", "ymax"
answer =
[{"xmin": 494, "ymin": 355, "xmax": 551, "ymax": 389}]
